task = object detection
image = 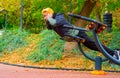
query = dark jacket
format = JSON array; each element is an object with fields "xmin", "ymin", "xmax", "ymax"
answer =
[{"xmin": 46, "ymin": 13, "xmax": 73, "ymax": 37}]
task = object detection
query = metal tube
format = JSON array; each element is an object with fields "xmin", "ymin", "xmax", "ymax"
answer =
[{"xmin": 93, "ymin": 30, "xmax": 120, "ymax": 65}]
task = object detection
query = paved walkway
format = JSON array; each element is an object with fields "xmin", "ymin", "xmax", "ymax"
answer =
[{"xmin": 0, "ymin": 64, "xmax": 119, "ymax": 78}]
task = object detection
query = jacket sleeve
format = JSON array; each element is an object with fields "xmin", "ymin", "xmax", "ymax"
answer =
[
  {"xmin": 48, "ymin": 17, "xmax": 56, "ymax": 26},
  {"xmin": 45, "ymin": 21, "xmax": 53, "ymax": 29},
  {"xmin": 46, "ymin": 13, "xmax": 69, "ymax": 28}
]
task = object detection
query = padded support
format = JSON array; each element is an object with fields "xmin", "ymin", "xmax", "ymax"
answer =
[{"xmin": 61, "ymin": 34, "xmax": 85, "ymax": 43}]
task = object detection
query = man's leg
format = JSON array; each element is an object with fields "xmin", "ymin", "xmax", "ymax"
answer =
[{"xmin": 77, "ymin": 31, "xmax": 114, "ymax": 56}]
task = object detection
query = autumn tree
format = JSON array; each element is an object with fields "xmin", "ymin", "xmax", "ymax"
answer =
[{"xmin": 64, "ymin": 0, "xmax": 97, "ymax": 52}]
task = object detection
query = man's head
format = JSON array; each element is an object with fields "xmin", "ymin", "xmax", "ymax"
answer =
[
  {"xmin": 42, "ymin": 8, "xmax": 54, "ymax": 21},
  {"xmin": 42, "ymin": 8, "xmax": 54, "ymax": 15}
]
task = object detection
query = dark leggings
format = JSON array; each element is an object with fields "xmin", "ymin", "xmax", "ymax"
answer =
[{"xmin": 77, "ymin": 31, "xmax": 114, "ymax": 56}]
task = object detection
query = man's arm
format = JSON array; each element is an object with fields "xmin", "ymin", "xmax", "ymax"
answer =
[
  {"xmin": 47, "ymin": 13, "xmax": 67, "ymax": 27},
  {"xmin": 48, "ymin": 17, "xmax": 56, "ymax": 26},
  {"xmin": 45, "ymin": 21, "xmax": 53, "ymax": 29}
]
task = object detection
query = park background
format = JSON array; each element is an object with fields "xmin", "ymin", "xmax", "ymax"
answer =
[{"xmin": 0, "ymin": 0, "xmax": 120, "ymax": 71}]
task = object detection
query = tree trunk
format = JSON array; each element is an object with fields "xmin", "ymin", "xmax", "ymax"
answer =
[
  {"xmin": 64, "ymin": 0, "xmax": 97, "ymax": 52},
  {"xmin": 95, "ymin": 0, "xmax": 101, "ymax": 22},
  {"xmin": 96, "ymin": 10, "xmax": 101, "ymax": 22},
  {"xmin": 75, "ymin": 0, "xmax": 97, "ymax": 27}
]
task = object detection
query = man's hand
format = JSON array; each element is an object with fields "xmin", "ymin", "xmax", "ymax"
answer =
[{"xmin": 43, "ymin": 13, "xmax": 53, "ymax": 21}]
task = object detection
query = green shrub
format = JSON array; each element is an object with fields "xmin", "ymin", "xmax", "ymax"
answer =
[
  {"xmin": 0, "ymin": 14, "xmax": 5, "ymax": 29},
  {"xmin": 108, "ymin": 32, "xmax": 120, "ymax": 49},
  {"xmin": 28, "ymin": 30, "xmax": 65, "ymax": 62},
  {"xmin": 99, "ymin": 29, "xmax": 120, "ymax": 49},
  {"xmin": 0, "ymin": 29, "xmax": 30, "ymax": 53}
]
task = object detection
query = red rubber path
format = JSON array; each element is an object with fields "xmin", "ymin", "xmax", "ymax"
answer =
[{"xmin": 0, "ymin": 64, "xmax": 119, "ymax": 78}]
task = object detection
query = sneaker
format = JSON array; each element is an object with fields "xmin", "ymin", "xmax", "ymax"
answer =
[
  {"xmin": 113, "ymin": 49, "xmax": 120, "ymax": 60},
  {"xmin": 109, "ymin": 49, "xmax": 120, "ymax": 64}
]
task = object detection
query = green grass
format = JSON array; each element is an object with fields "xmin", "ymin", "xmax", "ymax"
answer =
[
  {"xmin": 0, "ymin": 29, "xmax": 30, "ymax": 53},
  {"xmin": 0, "ymin": 28, "xmax": 119, "ymax": 69},
  {"xmin": 28, "ymin": 30, "xmax": 65, "ymax": 62}
]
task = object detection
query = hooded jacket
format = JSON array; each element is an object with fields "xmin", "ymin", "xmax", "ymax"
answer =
[{"xmin": 46, "ymin": 13, "xmax": 79, "ymax": 37}]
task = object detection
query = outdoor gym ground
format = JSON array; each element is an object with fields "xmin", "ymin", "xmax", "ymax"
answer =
[{"xmin": 0, "ymin": 63, "xmax": 119, "ymax": 78}]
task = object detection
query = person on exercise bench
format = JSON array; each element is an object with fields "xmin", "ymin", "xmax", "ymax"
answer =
[{"xmin": 41, "ymin": 7, "xmax": 120, "ymax": 62}]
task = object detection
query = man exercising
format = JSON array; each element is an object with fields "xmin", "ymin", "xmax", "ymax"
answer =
[{"xmin": 42, "ymin": 7, "xmax": 120, "ymax": 61}]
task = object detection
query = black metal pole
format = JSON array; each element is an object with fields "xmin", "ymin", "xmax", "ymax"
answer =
[
  {"xmin": 95, "ymin": 56, "xmax": 102, "ymax": 70},
  {"xmin": 68, "ymin": 0, "xmax": 72, "ymax": 23},
  {"xmin": 4, "ymin": 10, "xmax": 8, "ymax": 30},
  {"xmin": 20, "ymin": 0, "xmax": 23, "ymax": 30},
  {"xmin": 68, "ymin": 13, "xmax": 107, "ymax": 26},
  {"xmin": 93, "ymin": 30, "xmax": 120, "ymax": 65}
]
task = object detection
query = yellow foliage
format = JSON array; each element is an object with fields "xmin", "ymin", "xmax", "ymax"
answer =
[
  {"xmin": 91, "ymin": 70, "xmax": 106, "ymax": 75},
  {"xmin": 0, "ymin": 0, "xmax": 20, "ymax": 11}
]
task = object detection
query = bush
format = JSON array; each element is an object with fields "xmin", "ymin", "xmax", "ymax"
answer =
[
  {"xmin": 28, "ymin": 30, "xmax": 65, "ymax": 62},
  {"xmin": 0, "ymin": 14, "xmax": 5, "ymax": 29},
  {"xmin": 99, "ymin": 28, "xmax": 120, "ymax": 49},
  {"xmin": 0, "ymin": 29, "xmax": 30, "ymax": 53}
]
